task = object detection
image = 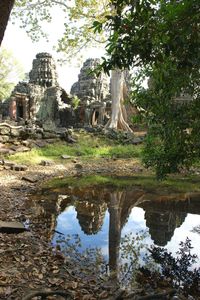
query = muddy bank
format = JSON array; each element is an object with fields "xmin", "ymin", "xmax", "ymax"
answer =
[{"xmin": 0, "ymin": 158, "xmax": 143, "ymax": 300}]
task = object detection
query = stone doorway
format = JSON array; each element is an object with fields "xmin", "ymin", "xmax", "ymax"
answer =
[{"xmin": 16, "ymin": 101, "xmax": 24, "ymax": 119}]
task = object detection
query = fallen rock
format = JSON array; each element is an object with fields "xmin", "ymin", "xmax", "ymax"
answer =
[
  {"xmin": 10, "ymin": 145, "xmax": 30, "ymax": 152},
  {"xmin": 61, "ymin": 155, "xmax": 71, "ymax": 159},
  {"xmin": 39, "ymin": 160, "xmax": 52, "ymax": 166},
  {"xmin": 0, "ymin": 221, "xmax": 27, "ymax": 233},
  {"xmin": 11, "ymin": 164, "xmax": 28, "ymax": 171},
  {"xmin": 22, "ymin": 140, "xmax": 31, "ymax": 147},
  {"xmin": 34, "ymin": 140, "xmax": 48, "ymax": 148},
  {"xmin": 21, "ymin": 176, "xmax": 38, "ymax": 183},
  {"xmin": 75, "ymin": 163, "xmax": 83, "ymax": 170},
  {"xmin": 132, "ymin": 137, "xmax": 144, "ymax": 145},
  {"xmin": 0, "ymin": 148, "xmax": 11, "ymax": 154},
  {"xmin": 2, "ymin": 160, "xmax": 15, "ymax": 167}
]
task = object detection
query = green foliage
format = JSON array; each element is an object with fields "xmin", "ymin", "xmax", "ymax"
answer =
[
  {"xmin": 71, "ymin": 95, "xmax": 80, "ymax": 110},
  {"xmin": 94, "ymin": 0, "xmax": 200, "ymax": 178},
  {"xmin": 119, "ymin": 231, "xmax": 149, "ymax": 287},
  {"xmin": 0, "ymin": 48, "xmax": 24, "ymax": 101},
  {"xmin": 145, "ymin": 238, "xmax": 200, "ymax": 297},
  {"xmin": 54, "ymin": 234, "xmax": 107, "ymax": 283}
]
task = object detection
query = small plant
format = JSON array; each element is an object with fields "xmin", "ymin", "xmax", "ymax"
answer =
[
  {"xmin": 119, "ymin": 231, "xmax": 149, "ymax": 288},
  {"xmin": 142, "ymin": 238, "xmax": 200, "ymax": 297},
  {"xmin": 71, "ymin": 95, "xmax": 80, "ymax": 110}
]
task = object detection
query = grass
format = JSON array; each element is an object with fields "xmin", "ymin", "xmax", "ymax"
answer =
[
  {"xmin": 8, "ymin": 132, "xmax": 143, "ymax": 165},
  {"xmin": 44, "ymin": 174, "xmax": 200, "ymax": 193}
]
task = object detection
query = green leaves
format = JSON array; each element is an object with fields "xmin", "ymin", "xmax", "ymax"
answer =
[
  {"xmin": 92, "ymin": 20, "xmax": 102, "ymax": 33},
  {"xmin": 97, "ymin": 0, "xmax": 200, "ymax": 178},
  {"xmin": 0, "ymin": 48, "xmax": 24, "ymax": 101}
]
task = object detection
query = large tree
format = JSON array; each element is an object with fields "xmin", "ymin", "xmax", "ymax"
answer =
[
  {"xmin": 0, "ymin": 0, "xmax": 15, "ymax": 46},
  {"xmin": 95, "ymin": 0, "xmax": 200, "ymax": 178}
]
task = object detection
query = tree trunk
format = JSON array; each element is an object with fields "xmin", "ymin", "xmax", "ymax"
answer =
[
  {"xmin": 0, "ymin": 0, "xmax": 15, "ymax": 46},
  {"xmin": 105, "ymin": 69, "xmax": 133, "ymax": 132}
]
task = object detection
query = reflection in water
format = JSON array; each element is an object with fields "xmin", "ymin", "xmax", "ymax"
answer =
[
  {"xmin": 28, "ymin": 184, "xmax": 200, "ymax": 272},
  {"xmin": 145, "ymin": 211, "xmax": 187, "ymax": 246},
  {"xmin": 76, "ymin": 201, "xmax": 107, "ymax": 234}
]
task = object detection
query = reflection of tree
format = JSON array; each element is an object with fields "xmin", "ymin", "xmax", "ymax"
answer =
[
  {"xmin": 191, "ymin": 225, "xmax": 200, "ymax": 235},
  {"xmin": 108, "ymin": 190, "xmax": 144, "ymax": 273},
  {"xmin": 108, "ymin": 192, "xmax": 123, "ymax": 272}
]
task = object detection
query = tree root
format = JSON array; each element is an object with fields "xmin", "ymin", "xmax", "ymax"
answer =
[
  {"xmin": 0, "ymin": 122, "xmax": 23, "ymax": 129},
  {"xmin": 22, "ymin": 290, "xmax": 73, "ymax": 300}
]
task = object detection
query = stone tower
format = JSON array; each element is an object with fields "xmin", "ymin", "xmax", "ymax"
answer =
[
  {"xmin": 70, "ymin": 58, "xmax": 111, "ymax": 126},
  {"xmin": 71, "ymin": 58, "xmax": 110, "ymax": 102},
  {"xmin": 7, "ymin": 52, "xmax": 71, "ymax": 126},
  {"xmin": 29, "ymin": 52, "xmax": 58, "ymax": 87}
]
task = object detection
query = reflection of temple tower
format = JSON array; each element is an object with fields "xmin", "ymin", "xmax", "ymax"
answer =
[
  {"xmin": 76, "ymin": 201, "xmax": 107, "ymax": 234},
  {"xmin": 145, "ymin": 210, "xmax": 186, "ymax": 246}
]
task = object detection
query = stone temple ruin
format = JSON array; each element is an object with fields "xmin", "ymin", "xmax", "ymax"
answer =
[
  {"xmin": 0, "ymin": 53, "xmax": 111, "ymax": 129},
  {"xmin": 70, "ymin": 58, "xmax": 111, "ymax": 126},
  {"xmin": 3, "ymin": 52, "xmax": 75, "ymax": 128}
]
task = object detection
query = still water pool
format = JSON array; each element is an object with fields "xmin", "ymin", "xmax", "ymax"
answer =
[{"xmin": 29, "ymin": 176, "xmax": 200, "ymax": 269}]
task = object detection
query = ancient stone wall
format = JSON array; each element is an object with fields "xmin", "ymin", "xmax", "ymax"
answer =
[{"xmin": 0, "ymin": 122, "xmax": 74, "ymax": 145}]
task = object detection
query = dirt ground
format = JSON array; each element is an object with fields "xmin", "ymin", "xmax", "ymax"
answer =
[{"xmin": 0, "ymin": 158, "xmax": 143, "ymax": 300}]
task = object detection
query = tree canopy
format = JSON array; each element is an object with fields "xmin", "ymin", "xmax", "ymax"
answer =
[
  {"xmin": 11, "ymin": 0, "xmax": 110, "ymax": 59},
  {"xmin": 95, "ymin": 0, "xmax": 200, "ymax": 178},
  {"xmin": 0, "ymin": 48, "xmax": 24, "ymax": 101}
]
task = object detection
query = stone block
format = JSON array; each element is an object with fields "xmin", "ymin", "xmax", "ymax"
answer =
[
  {"xmin": 10, "ymin": 128, "xmax": 20, "ymax": 137},
  {"xmin": 0, "ymin": 221, "xmax": 26, "ymax": 233},
  {"xmin": 22, "ymin": 176, "xmax": 38, "ymax": 183},
  {"xmin": 39, "ymin": 160, "xmax": 52, "ymax": 166},
  {"xmin": 61, "ymin": 155, "xmax": 71, "ymax": 159},
  {"xmin": 10, "ymin": 146, "xmax": 30, "ymax": 153},
  {"xmin": 0, "ymin": 127, "xmax": 10, "ymax": 135},
  {"xmin": 0, "ymin": 148, "xmax": 11, "ymax": 155},
  {"xmin": 11, "ymin": 164, "xmax": 28, "ymax": 171},
  {"xmin": 43, "ymin": 132, "xmax": 57, "ymax": 139}
]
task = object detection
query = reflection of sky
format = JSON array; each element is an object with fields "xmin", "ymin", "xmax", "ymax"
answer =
[
  {"xmin": 52, "ymin": 207, "xmax": 109, "ymax": 256},
  {"xmin": 52, "ymin": 206, "xmax": 200, "ymax": 265},
  {"xmin": 166, "ymin": 214, "xmax": 200, "ymax": 267}
]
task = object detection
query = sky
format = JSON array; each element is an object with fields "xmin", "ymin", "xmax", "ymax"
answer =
[{"xmin": 2, "ymin": 10, "xmax": 105, "ymax": 93}]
